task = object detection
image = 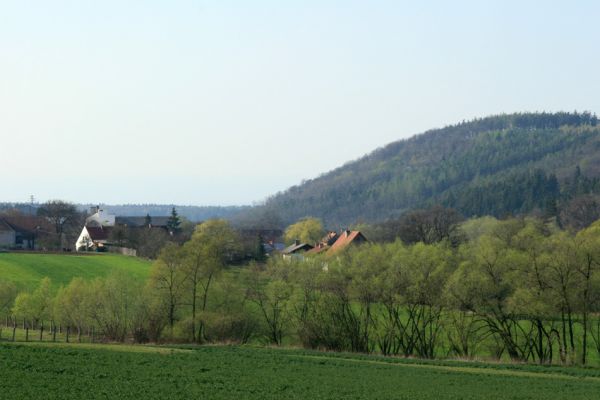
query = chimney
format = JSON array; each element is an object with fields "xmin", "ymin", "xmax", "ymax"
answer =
[
  {"xmin": 345, "ymin": 230, "xmax": 350, "ymax": 237},
  {"xmin": 294, "ymin": 239, "xmax": 300, "ymax": 246}
]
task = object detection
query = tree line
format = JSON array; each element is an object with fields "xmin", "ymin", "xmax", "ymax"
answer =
[{"xmin": 3, "ymin": 216, "xmax": 600, "ymax": 366}]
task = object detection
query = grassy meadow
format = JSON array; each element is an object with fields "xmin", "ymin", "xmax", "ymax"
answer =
[
  {"xmin": 0, "ymin": 253, "xmax": 151, "ymax": 290},
  {"xmin": 1, "ymin": 342, "xmax": 600, "ymax": 399}
]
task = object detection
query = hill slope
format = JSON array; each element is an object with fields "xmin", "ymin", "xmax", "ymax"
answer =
[
  {"xmin": 0, "ymin": 253, "xmax": 151, "ymax": 290},
  {"xmin": 256, "ymin": 112, "xmax": 600, "ymax": 226}
]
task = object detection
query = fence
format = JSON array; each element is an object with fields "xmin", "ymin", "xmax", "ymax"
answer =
[{"xmin": 0, "ymin": 317, "xmax": 96, "ymax": 344}]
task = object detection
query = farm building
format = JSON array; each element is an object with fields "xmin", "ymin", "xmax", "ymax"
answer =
[{"xmin": 0, "ymin": 216, "xmax": 53, "ymax": 250}]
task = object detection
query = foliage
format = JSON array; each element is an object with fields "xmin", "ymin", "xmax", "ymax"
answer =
[
  {"xmin": 37, "ymin": 200, "xmax": 83, "ymax": 249},
  {"xmin": 284, "ymin": 217, "xmax": 325, "ymax": 245},
  {"xmin": 245, "ymin": 112, "xmax": 600, "ymax": 227},
  {"xmin": 12, "ymin": 277, "xmax": 53, "ymax": 325},
  {"xmin": 8, "ymin": 214, "xmax": 600, "ymax": 368},
  {"xmin": 166, "ymin": 207, "xmax": 181, "ymax": 234}
]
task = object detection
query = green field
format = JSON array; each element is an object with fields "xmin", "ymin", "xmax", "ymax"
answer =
[
  {"xmin": 0, "ymin": 253, "xmax": 151, "ymax": 290},
  {"xmin": 1, "ymin": 342, "xmax": 600, "ymax": 399}
]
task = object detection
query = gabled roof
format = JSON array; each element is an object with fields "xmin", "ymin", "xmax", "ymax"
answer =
[
  {"xmin": 306, "ymin": 243, "xmax": 330, "ymax": 255},
  {"xmin": 282, "ymin": 242, "xmax": 314, "ymax": 255},
  {"xmin": 328, "ymin": 230, "xmax": 367, "ymax": 254},
  {"xmin": 85, "ymin": 226, "xmax": 112, "ymax": 242},
  {"xmin": 0, "ymin": 219, "xmax": 15, "ymax": 233},
  {"xmin": 320, "ymin": 231, "xmax": 340, "ymax": 246},
  {"xmin": 1, "ymin": 216, "xmax": 53, "ymax": 235}
]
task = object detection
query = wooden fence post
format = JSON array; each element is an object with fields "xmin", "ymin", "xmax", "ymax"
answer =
[
  {"xmin": 25, "ymin": 326, "xmax": 29, "ymax": 342},
  {"xmin": 11, "ymin": 318, "xmax": 16, "ymax": 342},
  {"xmin": 53, "ymin": 326, "xmax": 57, "ymax": 342},
  {"xmin": 66, "ymin": 326, "xmax": 70, "ymax": 343},
  {"xmin": 39, "ymin": 323, "xmax": 44, "ymax": 342}
]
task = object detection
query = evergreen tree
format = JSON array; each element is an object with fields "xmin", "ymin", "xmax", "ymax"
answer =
[
  {"xmin": 255, "ymin": 234, "xmax": 267, "ymax": 262},
  {"xmin": 167, "ymin": 207, "xmax": 181, "ymax": 235}
]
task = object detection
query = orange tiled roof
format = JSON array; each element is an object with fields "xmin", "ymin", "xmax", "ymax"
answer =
[
  {"xmin": 328, "ymin": 230, "xmax": 366, "ymax": 254},
  {"xmin": 306, "ymin": 243, "xmax": 330, "ymax": 255}
]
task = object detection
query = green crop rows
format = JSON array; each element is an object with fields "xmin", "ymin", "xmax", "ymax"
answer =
[{"xmin": 1, "ymin": 343, "xmax": 600, "ymax": 399}]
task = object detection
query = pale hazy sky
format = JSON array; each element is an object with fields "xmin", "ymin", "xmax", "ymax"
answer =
[{"xmin": 2, "ymin": 1, "xmax": 599, "ymax": 205}]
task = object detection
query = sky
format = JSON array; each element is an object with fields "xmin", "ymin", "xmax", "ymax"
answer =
[{"xmin": 2, "ymin": 0, "xmax": 600, "ymax": 206}]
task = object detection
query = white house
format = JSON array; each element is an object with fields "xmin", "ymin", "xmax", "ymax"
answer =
[
  {"xmin": 75, "ymin": 207, "xmax": 170, "ymax": 252},
  {"xmin": 75, "ymin": 225, "xmax": 111, "ymax": 251}
]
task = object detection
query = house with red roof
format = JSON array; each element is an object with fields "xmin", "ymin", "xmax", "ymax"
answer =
[
  {"xmin": 327, "ymin": 230, "xmax": 368, "ymax": 255},
  {"xmin": 303, "ymin": 230, "xmax": 368, "ymax": 258}
]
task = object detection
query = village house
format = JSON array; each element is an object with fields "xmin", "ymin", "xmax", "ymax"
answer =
[
  {"xmin": 326, "ymin": 230, "xmax": 368, "ymax": 254},
  {"xmin": 305, "ymin": 231, "xmax": 341, "ymax": 256},
  {"xmin": 281, "ymin": 240, "xmax": 314, "ymax": 260},
  {"xmin": 0, "ymin": 215, "xmax": 53, "ymax": 250},
  {"xmin": 281, "ymin": 230, "xmax": 368, "ymax": 260},
  {"xmin": 75, "ymin": 207, "xmax": 170, "ymax": 252}
]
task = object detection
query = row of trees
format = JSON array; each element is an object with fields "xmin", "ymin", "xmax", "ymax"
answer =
[
  {"xmin": 4, "ymin": 217, "xmax": 600, "ymax": 366},
  {"xmin": 254, "ymin": 217, "xmax": 600, "ymax": 365}
]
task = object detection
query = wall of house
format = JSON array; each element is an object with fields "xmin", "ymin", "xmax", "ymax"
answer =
[
  {"xmin": 0, "ymin": 230, "xmax": 16, "ymax": 249},
  {"xmin": 75, "ymin": 227, "xmax": 91, "ymax": 251}
]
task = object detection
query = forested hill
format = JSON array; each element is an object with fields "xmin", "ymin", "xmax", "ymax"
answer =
[{"xmin": 256, "ymin": 112, "xmax": 600, "ymax": 227}]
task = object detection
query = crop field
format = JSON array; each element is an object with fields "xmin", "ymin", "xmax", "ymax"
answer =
[
  {"xmin": 1, "ymin": 343, "xmax": 600, "ymax": 399},
  {"xmin": 0, "ymin": 253, "xmax": 151, "ymax": 290}
]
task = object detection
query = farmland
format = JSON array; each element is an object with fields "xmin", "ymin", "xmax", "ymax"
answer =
[
  {"xmin": 1, "ymin": 342, "xmax": 600, "ymax": 399},
  {"xmin": 0, "ymin": 253, "xmax": 151, "ymax": 290}
]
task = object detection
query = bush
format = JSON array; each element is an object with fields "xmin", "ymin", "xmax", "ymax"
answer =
[{"xmin": 202, "ymin": 311, "xmax": 258, "ymax": 344}]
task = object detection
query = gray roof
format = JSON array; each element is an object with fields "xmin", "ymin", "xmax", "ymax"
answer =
[
  {"xmin": 0, "ymin": 219, "xmax": 15, "ymax": 233},
  {"xmin": 282, "ymin": 242, "xmax": 313, "ymax": 255},
  {"xmin": 263, "ymin": 242, "xmax": 286, "ymax": 253},
  {"xmin": 115, "ymin": 216, "xmax": 170, "ymax": 227}
]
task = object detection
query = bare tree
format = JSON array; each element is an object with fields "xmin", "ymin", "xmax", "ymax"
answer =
[
  {"xmin": 397, "ymin": 205, "xmax": 464, "ymax": 245},
  {"xmin": 37, "ymin": 200, "xmax": 82, "ymax": 249},
  {"xmin": 560, "ymin": 195, "xmax": 600, "ymax": 231}
]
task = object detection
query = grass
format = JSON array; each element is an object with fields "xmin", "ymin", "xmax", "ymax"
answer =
[
  {"xmin": 0, "ymin": 253, "xmax": 151, "ymax": 290},
  {"xmin": 1, "ymin": 342, "xmax": 600, "ymax": 399}
]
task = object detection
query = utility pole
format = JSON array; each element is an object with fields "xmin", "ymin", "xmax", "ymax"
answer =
[{"xmin": 30, "ymin": 195, "xmax": 35, "ymax": 215}]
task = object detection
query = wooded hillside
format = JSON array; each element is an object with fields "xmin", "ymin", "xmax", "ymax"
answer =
[{"xmin": 255, "ymin": 112, "xmax": 600, "ymax": 226}]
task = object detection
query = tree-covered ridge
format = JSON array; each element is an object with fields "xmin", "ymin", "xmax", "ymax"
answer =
[{"xmin": 260, "ymin": 112, "xmax": 600, "ymax": 226}]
